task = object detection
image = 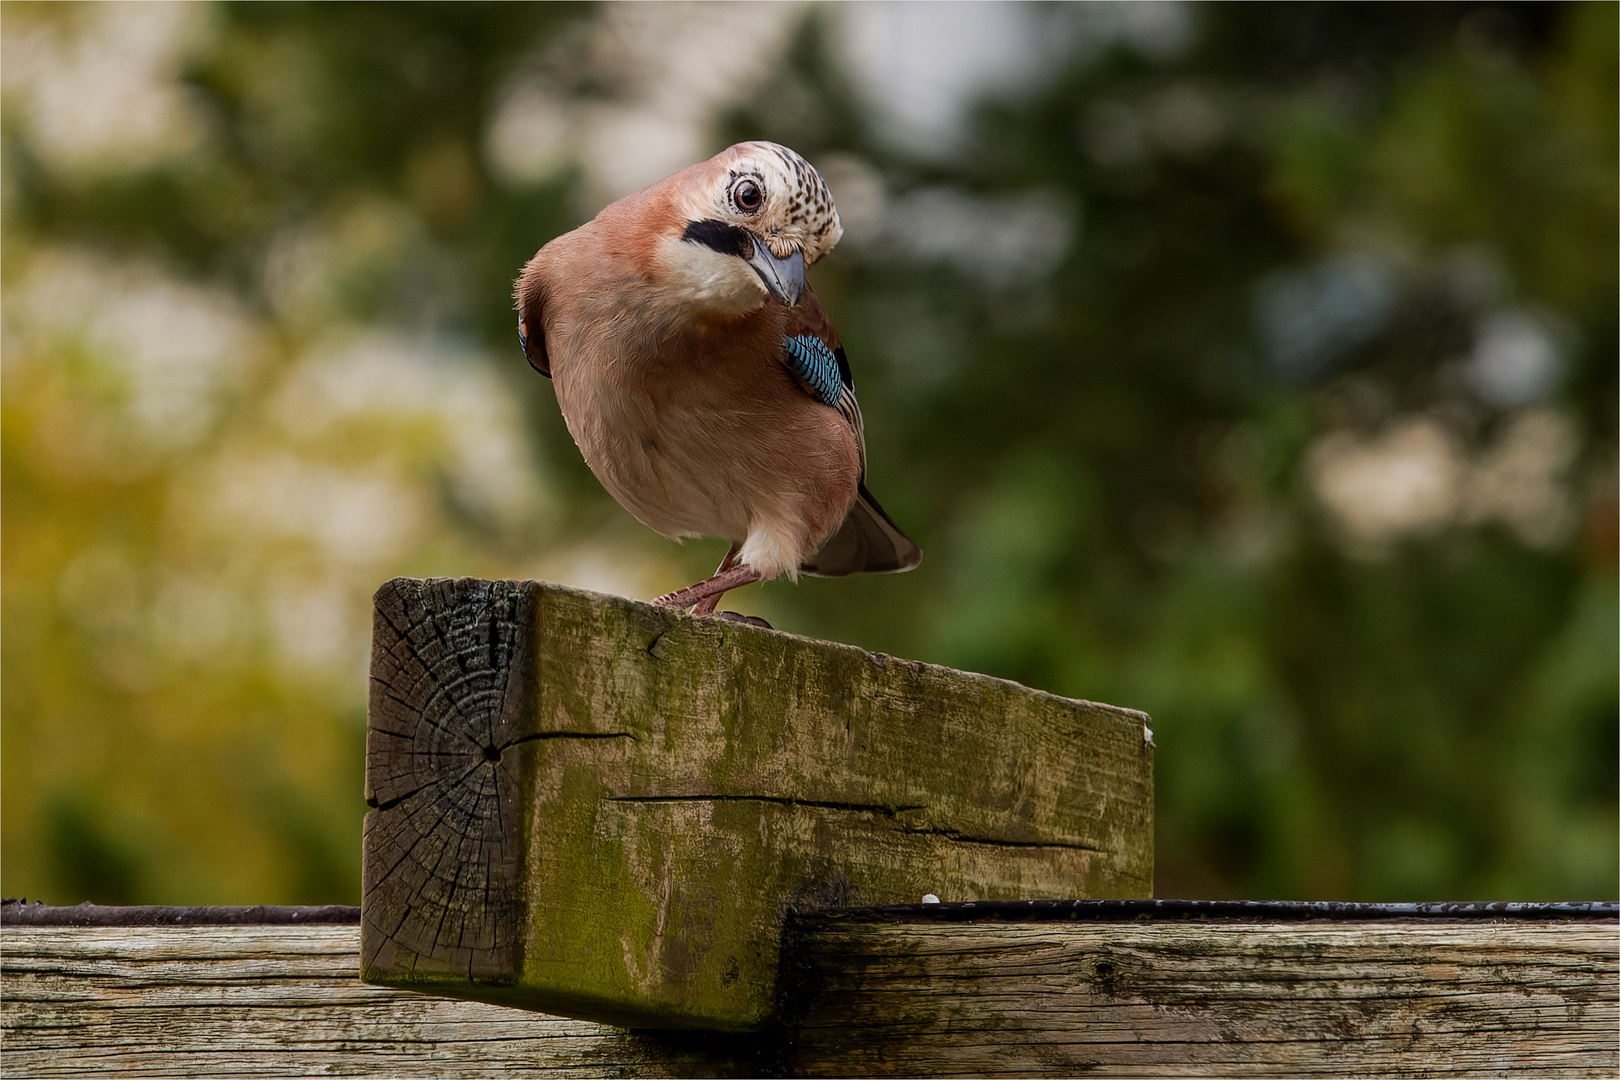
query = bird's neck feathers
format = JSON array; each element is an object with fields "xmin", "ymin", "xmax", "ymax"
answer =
[
  {"xmin": 587, "ymin": 180, "xmax": 770, "ymax": 324},
  {"xmin": 651, "ymin": 234, "xmax": 769, "ymax": 320}
]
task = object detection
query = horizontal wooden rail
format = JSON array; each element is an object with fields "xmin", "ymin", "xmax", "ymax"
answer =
[
  {"xmin": 0, "ymin": 902, "xmax": 360, "ymax": 926},
  {"xmin": 781, "ymin": 911, "xmax": 1619, "ymax": 1078},
  {"xmin": 4, "ymin": 902, "xmax": 1615, "ymax": 1078},
  {"xmin": 2, "ymin": 924, "xmax": 682, "ymax": 1079}
]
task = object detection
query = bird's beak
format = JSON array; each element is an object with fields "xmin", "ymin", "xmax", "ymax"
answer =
[{"xmin": 744, "ymin": 237, "xmax": 805, "ymax": 307}]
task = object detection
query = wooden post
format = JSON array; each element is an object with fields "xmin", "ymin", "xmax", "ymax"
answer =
[{"xmin": 360, "ymin": 578, "xmax": 1154, "ymax": 1030}]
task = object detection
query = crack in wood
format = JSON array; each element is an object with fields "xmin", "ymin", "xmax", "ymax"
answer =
[
  {"xmin": 603, "ymin": 797, "xmax": 1099, "ymax": 851},
  {"xmin": 368, "ymin": 754, "xmax": 493, "ymax": 813},
  {"xmin": 605, "ymin": 795, "xmax": 926, "ymax": 817},
  {"xmin": 506, "ymin": 731, "xmax": 638, "ymax": 746},
  {"xmin": 896, "ymin": 826, "xmax": 1106, "ymax": 853},
  {"xmin": 645, "ymin": 627, "xmax": 669, "ymax": 658}
]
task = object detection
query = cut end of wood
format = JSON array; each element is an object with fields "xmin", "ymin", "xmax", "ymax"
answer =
[
  {"xmin": 362, "ymin": 577, "xmax": 533, "ymax": 988},
  {"xmin": 361, "ymin": 578, "xmax": 1155, "ymax": 1029}
]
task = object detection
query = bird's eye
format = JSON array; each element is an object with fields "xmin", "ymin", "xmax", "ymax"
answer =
[{"xmin": 733, "ymin": 179, "xmax": 763, "ymax": 213}]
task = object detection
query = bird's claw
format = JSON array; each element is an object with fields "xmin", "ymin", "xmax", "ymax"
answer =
[{"xmin": 712, "ymin": 611, "xmax": 772, "ymax": 630}]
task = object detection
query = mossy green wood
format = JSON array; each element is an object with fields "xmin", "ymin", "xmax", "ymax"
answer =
[{"xmin": 360, "ymin": 578, "xmax": 1153, "ymax": 1030}]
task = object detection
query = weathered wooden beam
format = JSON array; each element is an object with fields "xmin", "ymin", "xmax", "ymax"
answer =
[
  {"xmin": 0, "ymin": 902, "xmax": 360, "ymax": 926},
  {"xmin": 5, "ymin": 911, "xmax": 1615, "ymax": 1078},
  {"xmin": 359, "ymin": 578, "xmax": 1154, "ymax": 1029},
  {"xmin": 0, "ymin": 924, "xmax": 752, "ymax": 1079},
  {"xmin": 780, "ymin": 909, "xmax": 1620, "ymax": 1078}
]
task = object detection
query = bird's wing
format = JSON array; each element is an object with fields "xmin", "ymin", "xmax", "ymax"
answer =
[
  {"xmin": 799, "ymin": 479, "xmax": 923, "ymax": 576},
  {"xmin": 783, "ymin": 291, "xmax": 921, "ymax": 577},
  {"xmin": 781, "ymin": 291, "xmax": 865, "ymax": 475},
  {"xmin": 514, "ymin": 256, "xmax": 550, "ymax": 377}
]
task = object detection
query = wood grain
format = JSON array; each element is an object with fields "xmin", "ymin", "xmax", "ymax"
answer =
[
  {"xmin": 5, "ymin": 919, "xmax": 1614, "ymax": 1078},
  {"xmin": 780, "ymin": 917, "xmax": 1620, "ymax": 1078},
  {"xmin": 361, "ymin": 577, "xmax": 1155, "ymax": 1028},
  {"xmin": 1, "ymin": 925, "xmax": 759, "ymax": 1079}
]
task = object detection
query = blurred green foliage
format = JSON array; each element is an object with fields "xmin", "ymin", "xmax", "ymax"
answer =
[{"xmin": 2, "ymin": 1, "xmax": 1613, "ymax": 905}]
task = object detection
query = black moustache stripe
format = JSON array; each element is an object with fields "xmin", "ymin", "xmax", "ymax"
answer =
[{"xmin": 682, "ymin": 219, "xmax": 753, "ymax": 258}]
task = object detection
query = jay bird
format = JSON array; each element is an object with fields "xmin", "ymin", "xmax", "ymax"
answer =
[{"xmin": 515, "ymin": 141, "xmax": 920, "ymax": 617}]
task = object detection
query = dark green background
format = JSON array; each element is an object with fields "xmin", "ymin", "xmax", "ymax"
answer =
[{"xmin": 4, "ymin": 2, "xmax": 1614, "ymax": 904}]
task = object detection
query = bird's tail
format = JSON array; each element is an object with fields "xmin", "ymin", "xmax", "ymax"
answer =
[{"xmin": 800, "ymin": 482, "xmax": 922, "ymax": 577}]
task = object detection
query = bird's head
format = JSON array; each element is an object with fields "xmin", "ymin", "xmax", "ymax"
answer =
[{"xmin": 657, "ymin": 141, "xmax": 843, "ymax": 315}]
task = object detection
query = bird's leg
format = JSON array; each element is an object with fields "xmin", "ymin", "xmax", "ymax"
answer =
[
  {"xmin": 689, "ymin": 543, "xmax": 742, "ymax": 616},
  {"xmin": 652, "ymin": 562, "xmax": 762, "ymax": 610}
]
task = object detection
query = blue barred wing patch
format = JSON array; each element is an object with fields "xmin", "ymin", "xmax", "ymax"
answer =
[{"xmin": 782, "ymin": 334, "xmax": 843, "ymax": 406}]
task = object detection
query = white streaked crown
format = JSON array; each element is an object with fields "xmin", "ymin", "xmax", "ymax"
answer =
[{"xmin": 680, "ymin": 141, "xmax": 844, "ymax": 265}]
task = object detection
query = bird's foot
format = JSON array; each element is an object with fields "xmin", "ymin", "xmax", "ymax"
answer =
[
  {"xmin": 690, "ymin": 546, "xmax": 742, "ymax": 616},
  {"xmin": 651, "ymin": 564, "xmax": 763, "ymax": 609},
  {"xmin": 712, "ymin": 611, "xmax": 773, "ymax": 630}
]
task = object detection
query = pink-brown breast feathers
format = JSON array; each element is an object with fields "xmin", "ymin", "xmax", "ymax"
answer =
[{"xmin": 513, "ymin": 198, "xmax": 881, "ymax": 581}]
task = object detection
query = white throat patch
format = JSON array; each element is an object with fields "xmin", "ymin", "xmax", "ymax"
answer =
[{"xmin": 655, "ymin": 234, "xmax": 767, "ymax": 317}]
